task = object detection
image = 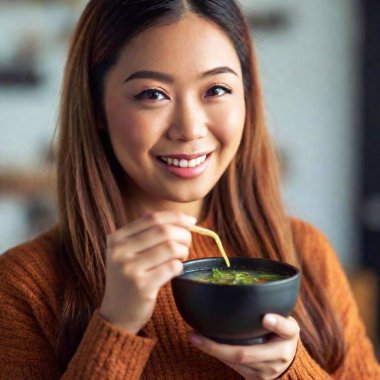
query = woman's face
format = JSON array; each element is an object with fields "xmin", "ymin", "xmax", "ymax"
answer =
[{"xmin": 103, "ymin": 14, "xmax": 246, "ymax": 216}]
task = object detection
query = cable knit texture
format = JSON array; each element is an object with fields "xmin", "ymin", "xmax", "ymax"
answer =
[{"xmin": 0, "ymin": 219, "xmax": 379, "ymax": 379}]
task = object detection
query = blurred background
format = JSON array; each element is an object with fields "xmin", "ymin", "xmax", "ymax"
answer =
[{"xmin": 0, "ymin": 0, "xmax": 379, "ymax": 358}]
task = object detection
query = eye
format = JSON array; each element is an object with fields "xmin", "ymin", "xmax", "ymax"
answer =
[
  {"xmin": 205, "ymin": 84, "xmax": 233, "ymax": 98},
  {"xmin": 134, "ymin": 89, "xmax": 169, "ymax": 101}
]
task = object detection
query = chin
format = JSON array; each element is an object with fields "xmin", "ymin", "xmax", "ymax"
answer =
[
  {"xmin": 163, "ymin": 189, "xmax": 210, "ymax": 203},
  {"xmin": 168, "ymin": 194, "xmax": 206, "ymax": 203}
]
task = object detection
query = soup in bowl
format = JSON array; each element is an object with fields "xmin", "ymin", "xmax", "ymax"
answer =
[{"xmin": 171, "ymin": 257, "xmax": 301, "ymax": 345}]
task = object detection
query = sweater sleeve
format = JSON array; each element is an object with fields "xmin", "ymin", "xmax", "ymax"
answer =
[
  {"xmin": 62, "ymin": 311, "xmax": 156, "ymax": 379},
  {"xmin": 279, "ymin": 221, "xmax": 380, "ymax": 379},
  {"xmin": 0, "ymin": 245, "xmax": 155, "ymax": 380}
]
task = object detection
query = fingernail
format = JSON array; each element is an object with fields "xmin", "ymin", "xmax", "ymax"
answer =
[
  {"xmin": 182, "ymin": 215, "xmax": 197, "ymax": 226},
  {"xmin": 188, "ymin": 333, "xmax": 202, "ymax": 345},
  {"xmin": 265, "ymin": 314, "xmax": 278, "ymax": 326}
]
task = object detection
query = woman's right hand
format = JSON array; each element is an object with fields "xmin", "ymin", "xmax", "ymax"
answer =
[{"xmin": 99, "ymin": 211, "xmax": 196, "ymax": 334}]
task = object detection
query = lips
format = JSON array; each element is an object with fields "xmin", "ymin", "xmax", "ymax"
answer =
[
  {"xmin": 156, "ymin": 151, "xmax": 212, "ymax": 178},
  {"xmin": 160, "ymin": 155, "xmax": 207, "ymax": 168},
  {"xmin": 157, "ymin": 152, "xmax": 212, "ymax": 168}
]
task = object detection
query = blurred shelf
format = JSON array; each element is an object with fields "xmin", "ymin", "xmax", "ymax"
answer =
[{"xmin": 0, "ymin": 166, "xmax": 56, "ymax": 198}]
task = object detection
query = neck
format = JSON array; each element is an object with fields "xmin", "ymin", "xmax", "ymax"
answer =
[{"xmin": 140, "ymin": 199, "xmax": 203, "ymax": 218}]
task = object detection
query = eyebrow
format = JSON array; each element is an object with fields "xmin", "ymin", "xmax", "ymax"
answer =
[{"xmin": 124, "ymin": 66, "xmax": 239, "ymax": 83}]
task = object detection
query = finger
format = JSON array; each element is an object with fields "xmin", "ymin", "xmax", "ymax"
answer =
[
  {"xmin": 111, "ymin": 224, "xmax": 193, "ymax": 260},
  {"xmin": 218, "ymin": 358, "xmax": 265, "ymax": 377},
  {"xmin": 126, "ymin": 241, "xmax": 189, "ymax": 271},
  {"xmin": 110, "ymin": 211, "xmax": 197, "ymax": 244},
  {"xmin": 144, "ymin": 259, "xmax": 184, "ymax": 291},
  {"xmin": 188, "ymin": 333, "xmax": 272, "ymax": 365},
  {"xmin": 262, "ymin": 314, "xmax": 300, "ymax": 340}
]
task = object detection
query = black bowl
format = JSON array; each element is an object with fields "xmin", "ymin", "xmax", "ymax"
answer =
[{"xmin": 171, "ymin": 257, "xmax": 300, "ymax": 345}]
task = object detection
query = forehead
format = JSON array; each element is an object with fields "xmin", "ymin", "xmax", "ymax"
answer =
[{"xmin": 115, "ymin": 14, "xmax": 242, "ymax": 78}]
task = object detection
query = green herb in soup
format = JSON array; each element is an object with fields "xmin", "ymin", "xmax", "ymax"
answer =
[{"xmin": 185, "ymin": 268, "xmax": 287, "ymax": 285}]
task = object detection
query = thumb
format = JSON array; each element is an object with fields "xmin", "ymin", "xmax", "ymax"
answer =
[{"xmin": 262, "ymin": 314, "xmax": 300, "ymax": 340}]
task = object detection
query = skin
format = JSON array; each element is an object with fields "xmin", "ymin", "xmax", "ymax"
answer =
[{"xmin": 99, "ymin": 14, "xmax": 299, "ymax": 380}]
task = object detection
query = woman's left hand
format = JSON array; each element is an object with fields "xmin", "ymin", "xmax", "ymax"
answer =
[{"xmin": 188, "ymin": 314, "xmax": 300, "ymax": 380}]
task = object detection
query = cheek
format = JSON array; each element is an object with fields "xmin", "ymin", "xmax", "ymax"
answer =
[
  {"xmin": 210, "ymin": 100, "xmax": 245, "ymax": 144},
  {"xmin": 106, "ymin": 106, "xmax": 162, "ymax": 158},
  {"xmin": 108, "ymin": 117, "xmax": 142, "ymax": 159}
]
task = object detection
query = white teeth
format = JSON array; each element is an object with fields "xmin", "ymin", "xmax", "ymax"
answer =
[
  {"xmin": 160, "ymin": 154, "xmax": 207, "ymax": 168},
  {"xmin": 188, "ymin": 159, "xmax": 196, "ymax": 168}
]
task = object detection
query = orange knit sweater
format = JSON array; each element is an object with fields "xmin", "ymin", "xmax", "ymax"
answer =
[{"xmin": 0, "ymin": 219, "xmax": 379, "ymax": 379}]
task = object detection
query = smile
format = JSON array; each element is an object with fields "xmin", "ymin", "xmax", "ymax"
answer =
[
  {"xmin": 157, "ymin": 153, "xmax": 212, "ymax": 179},
  {"xmin": 159, "ymin": 155, "xmax": 207, "ymax": 168}
]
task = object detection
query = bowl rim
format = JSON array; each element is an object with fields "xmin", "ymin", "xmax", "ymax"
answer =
[{"xmin": 174, "ymin": 257, "xmax": 301, "ymax": 288}]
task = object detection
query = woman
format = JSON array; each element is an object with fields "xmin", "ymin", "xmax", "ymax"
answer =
[{"xmin": 0, "ymin": 1, "xmax": 379, "ymax": 379}]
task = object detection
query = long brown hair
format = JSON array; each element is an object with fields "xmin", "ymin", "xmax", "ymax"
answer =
[{"xmin": 56, "ymin": 0, "xmax": 345, "ymax": 372}]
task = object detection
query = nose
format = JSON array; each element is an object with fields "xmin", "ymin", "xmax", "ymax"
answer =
[{"xmin": 167, "ymin": 98, "xmax": 208, "ymax": 141}]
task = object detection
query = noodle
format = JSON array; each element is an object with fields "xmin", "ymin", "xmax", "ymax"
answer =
[{"xmin": 189, "ymin": 226, "xmax": 231, "ymax": 267}]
